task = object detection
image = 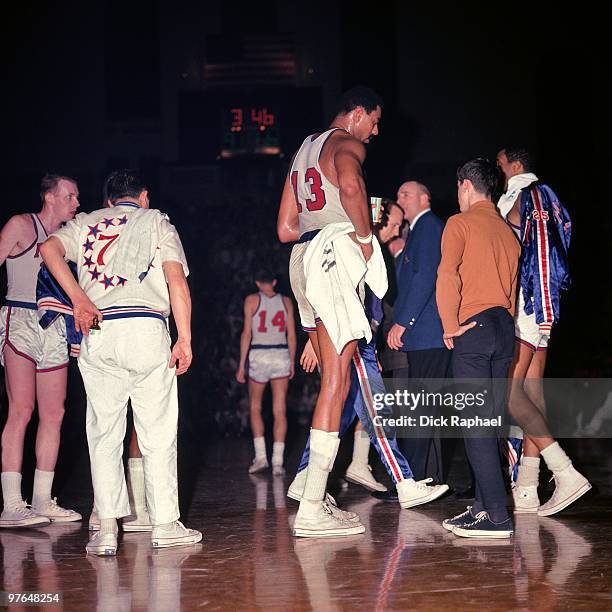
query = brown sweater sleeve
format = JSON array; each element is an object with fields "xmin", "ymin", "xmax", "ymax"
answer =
[{"xmin": 436, "ymin": 216, "xmax": 465, "ymax": 334}]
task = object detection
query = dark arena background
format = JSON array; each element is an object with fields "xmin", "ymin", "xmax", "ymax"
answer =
[{"xmin": 1, "ymin": 2, "xmax": 608, "ymax": 610}]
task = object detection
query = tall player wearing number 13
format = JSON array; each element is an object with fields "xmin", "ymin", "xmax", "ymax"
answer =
[{"xmin": 277, "ymin": 86, "xmax": 383, "ymax": 537}]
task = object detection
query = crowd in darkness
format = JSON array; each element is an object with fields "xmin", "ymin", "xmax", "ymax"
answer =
[{"xmin": 166, "ymin": 191, "xmax": 319, "ymax": 440}]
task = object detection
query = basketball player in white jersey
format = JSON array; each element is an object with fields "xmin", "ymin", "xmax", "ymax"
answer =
[
  {"xmin": 40, "ymin": 169, "xmax": 201, "ymax": 555},
  {"xmin": 236, "ymin": 269, "xmax": 296, "ymax": 475},
  {"xmin": 0, "ymin": 174, "xmax": 82, "ymax": 528},
  {"xmin": 277, "ymin": 86, "xmax": 382, "ymax": 537}
]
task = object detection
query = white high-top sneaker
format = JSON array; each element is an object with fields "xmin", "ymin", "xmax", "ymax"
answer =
[
  {"xmin": 397, "ymin": 478, "xmax": 449, "ymax": 509},
  {"xmin": 286, "ymin": 470, "xmax": 359, "ymax": 523},
  {"xmin": 248, "ymin": 458, "xmax": 269, "ymax": 474},
  {"xmin": 0, "ymin": 501, "xmax": 51, "ymax": 528},
  {"xmin": 272, "ymin": 463, "xmax": 285, "ymax": 476},
  {"xmin": 344, "ymin": 463, "xmax": 386, "ymax": 492},
  {"xmin": 32, "ymin": 498, "xmax": 82, "ymax": 523},
  {"xmin": 293, "ymin": 500, "xmax": 365, "ymax": 538},
  {"xmin": 151, "ymin": 521, "xmax": 203, "ymax": 548},
  {"xmin": 538, "ymin": 465, "xmax": 591, "ymax": 516},
  {"xmin": 86, "ymin": 531, "xmax": 118, "ymax": 556},
  {"xmin": 512, "ymin": 484, "xmax": 540, "ymax": 514}
]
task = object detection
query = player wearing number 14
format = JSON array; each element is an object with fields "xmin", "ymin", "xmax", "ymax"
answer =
[{"xmin": 236, "ymin": 269, "xmax": 296, "ymax": 475}]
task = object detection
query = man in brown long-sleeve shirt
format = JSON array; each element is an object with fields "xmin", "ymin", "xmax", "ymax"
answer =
[{"xmin": 436, "ymin": 158, "xmax": 520, "ymax": 539}]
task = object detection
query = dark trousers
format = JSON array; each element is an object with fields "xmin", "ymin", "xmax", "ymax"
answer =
[
  {"xmin": 396, "ymin": 348, "xmax": 451, "ymax": 482},
  {"xmin": 452, "ymin": 307, "xmax": 515, "ymax": 522}
]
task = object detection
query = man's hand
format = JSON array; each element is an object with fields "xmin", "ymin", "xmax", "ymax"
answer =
[
  {"xmin": 169, "ymin": 338, "xmax": 192, "ymax": 375},
  {"xmin": 387, "ymin": 323, "xmax": 407, "ymax": 351},
  {"xmin": 388, "ymin": 238, "xmax": 405, "ymax": 258},
  {"xmin": 359, "ymin": 241, "xmax": 373, "ymax": 262},
  {"xmin": 349, "ymin": 232, "xmax": 374, "ymax": 262},
  {"xmin": 442, "ymin": 321, "xmax": 477, "ymax": 350},
  {"xmin": 235, "ymin": 365, "xmax": 246, "ymax": 384},
  {"xmin": 73, "ymin": 298, "xmax": 103, "ymax": 336},
  {"xmin": 300, "ymin": 339, "xmax": 318, "ymax": 373}
]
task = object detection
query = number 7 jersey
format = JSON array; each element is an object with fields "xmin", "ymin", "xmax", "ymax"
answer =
[
  {"xmin": 290, "ymin": 128, "xmax": 351, "ymax": 237},
  {"xmin": 250, "ymin": 292, "xmax": 288, "ymax": 347}
]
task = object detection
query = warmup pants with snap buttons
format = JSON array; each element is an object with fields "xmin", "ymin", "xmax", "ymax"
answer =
[{"xmin": 78, "ymin": 317, "xmax": 179, "ymax": 524}]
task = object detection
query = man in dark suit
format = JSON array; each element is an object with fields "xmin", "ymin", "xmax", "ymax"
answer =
[{"xmin": 387, "ymin": 181, "xmax": 451, "ymax": 483}]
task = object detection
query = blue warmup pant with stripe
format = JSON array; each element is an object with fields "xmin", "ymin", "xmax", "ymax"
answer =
[{"xmin": 297, "ymin": 337, "xmax": 413, "ymax": 483}]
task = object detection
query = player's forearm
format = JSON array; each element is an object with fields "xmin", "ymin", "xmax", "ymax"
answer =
[
  {"xmin": 168, "ymin": 276, "xmax": 192, "ymax": 342},
  {"xmin": 287, "ymin": 328, "xmax": 296, "ymax": 364},
  {"xmin": 238, "ymin": 332, "xmax": 251, "ymax": 368},
  {"xmin": 338, "ymin": 175, "xmax": 371, "ymax": 237},
  {"xmin": 39, "ymin": 238, "xmax": 89, "ymax": 305}
]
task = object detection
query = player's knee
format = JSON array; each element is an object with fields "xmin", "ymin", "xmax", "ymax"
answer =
[
  {"xmin": 39, "ymin": 403, "xmax": 66, "ymax": 426},
  {"xmin": 7, "ymin": 400, "xmax": 35, "ymax": 426}
]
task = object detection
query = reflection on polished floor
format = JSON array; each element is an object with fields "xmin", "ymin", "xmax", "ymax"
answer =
[{"xmin": 1, "ymin": 438, "xmax": 611, "ymax": 610}]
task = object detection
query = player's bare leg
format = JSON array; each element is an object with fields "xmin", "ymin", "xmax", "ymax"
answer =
[
  {"xmin": 248, "ymin": 380, "xmax": 269, "ymax": 473},
  {"xmin": 509, "ymin": 344, "xmax": 590, "ymax": 515},
  {"xmin": 0, "ymin": 350, "xmax": 49, "ymax": 527},
  {"xmin": 29, "ymin": 367, "xmax": 80, "ymax": 522},
  {"xmin": 293, "ymin": 323, "xmax": 365, "ymax": 537},
  {"xmin": 270, "ymin": 378, "xmax": 288, "ymax": 475}
]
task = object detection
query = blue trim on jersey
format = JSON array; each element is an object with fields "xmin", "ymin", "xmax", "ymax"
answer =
[
  {"xmin": 250, "ymin": 344, "xmax": 288, "ymax": 350},
  {"xmin": 99, "ymin": 305, "xmax": 166, "ymax": 322},
  {"xmin": 102, "ymin": 311, "xmax": 165, "ymax": 321},
  {"xmin": 297, "ymin": 229, "xmax": 321, "ymax": 243},
  {"xmin": 4, "ymin": 300, "xmax": 37, "ymax": 310},
  {"xmin": 112, "ymin": 201, "xmax": 140, "ymax": 208}
]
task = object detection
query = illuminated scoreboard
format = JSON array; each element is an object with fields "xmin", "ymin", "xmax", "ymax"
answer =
[
  {"xmin": 221, "ymin": 106, "xmax": 281, "ymax": 158},
  {"xmin": 178, "ymin": 89, "xmax": 322, "ymax": 164}
]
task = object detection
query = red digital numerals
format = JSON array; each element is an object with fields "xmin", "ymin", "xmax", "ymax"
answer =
[{"xmin": 291, "ymin": 167, "xmax": 326, "ymax": 213}]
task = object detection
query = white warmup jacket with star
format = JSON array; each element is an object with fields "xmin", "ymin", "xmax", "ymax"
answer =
[{"xmin": 303, "ymin": 222, "xmax": 388, "ymax": 354}]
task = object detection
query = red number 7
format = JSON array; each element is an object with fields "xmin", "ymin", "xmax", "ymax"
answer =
[{"xmin": 97, "ymin": 234, "xmax": 119, "ymax": 266}]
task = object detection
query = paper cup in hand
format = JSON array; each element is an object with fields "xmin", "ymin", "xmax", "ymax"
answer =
[{"xmin": 370, "ymin": 197, "xmax": 383, "ymax": 223}]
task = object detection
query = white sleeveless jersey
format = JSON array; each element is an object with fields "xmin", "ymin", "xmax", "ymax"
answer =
[
  {"xmin": 6, "ymin": 214, "xmax": 47, "ymax": 303},
  {"xmin": 250, "ymin": 293, "xmax": 288, "ymax": 346},
  {"xmin": 290, "ymin": 128, "xmax": 351, "ymax": 237}
]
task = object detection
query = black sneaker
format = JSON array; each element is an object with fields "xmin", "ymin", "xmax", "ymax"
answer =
[
  {"xmin": 452, "ymin": 511, "xmax": 513, "ymax": 539},
  {"xmin": 372, "ymin": 488, "xmax": 398, "ymax": 503},
  {"xmin": 442, "ymin": 506, "xmax": 474, "ymax": 532}
]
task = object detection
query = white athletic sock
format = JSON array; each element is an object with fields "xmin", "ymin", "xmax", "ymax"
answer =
[
  {"xmin": 1, "ymin": 472, "xmax": 23, "ymax": 509},
  {"xmin": 351, "ymin": 429, "xmax": 370, "ymax": 465},
  {"xmin": 272, "ymin": 441, "xmax": 285, "ymax": 466},
  {"xmin": 299, "ymin": 430, "xmax": 340, "ymax": 518},
  {"xmin": 541, "ymin": 442, "xmax": 571, "ymax": 474},
  {"xmin": 99, "ymin": 518, "xmax": 118, "ymax": 536},
  {"xmin": 517, "ymin": 456, "xmax": 540, "ymax": 487},
  {"xmin": 127, "ymin": 458, "xmax": 147, "ymax": 512},
  {"xmin": 253, "ymin": 437, "xmax": 266, "ymax": 461},
  {"xmin": 32, "ymin": 469, "xmax": 54, "ymax": 507}
]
